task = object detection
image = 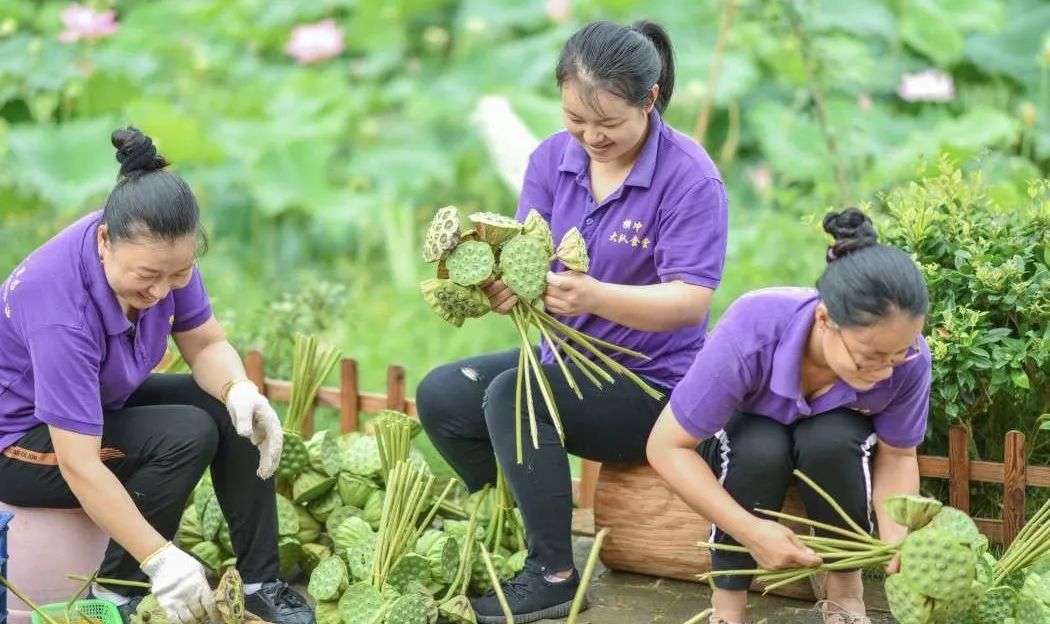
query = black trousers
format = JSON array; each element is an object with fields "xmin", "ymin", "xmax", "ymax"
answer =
[
  {"xmin": 416, "ymin": 349, "xmax": 669, "ymax": 573},
  {"xmin": 0, "ymin": 374, "xmax": 279, "ymax": 587},
  {"xmin": 700, "ymin": 409, "xmax": 877, "ymax": 590}
]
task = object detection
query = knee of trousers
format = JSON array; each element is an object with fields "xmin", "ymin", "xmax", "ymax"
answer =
[
  {"xmin": 416, "ymin": 363, "xmax": 473, "ymax": 432},
  {"xmin": 161, "ymin": 405, "xmax": 220, "ymax": 463},
  {"xmin": 712, "ymin": 424, "xmax": 793, "ymax": 479},
  {"xmin": 481, "ymin": 369, "xmax": 519, "ymax": 435},
  {"xmin": 793, "ymin": 410, "xmax": 876, "ymax": 468}
]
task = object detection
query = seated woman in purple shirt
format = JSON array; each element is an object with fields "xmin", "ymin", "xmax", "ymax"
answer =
[
  {"xmin": 417, "ymin": 20, "xmax": 729, "ymax": 624},
  {"xmin": 648, "ymin": 208, "xmax": 931, "ymax": 624},
  {"xmin": 0, "ymin": 129, "xmax": 313, "ymax": 624}
]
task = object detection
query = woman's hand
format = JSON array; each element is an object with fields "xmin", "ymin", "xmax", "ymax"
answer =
[
  {"xmin": 543, "ymin": 270, "xmax": 602, "ymax": 316},
  {"xmin": 885, "ymin": 552, "xmax": 901, "ymax": 575},
  {"xmin": 482, "ymin": 278, "xmax": 517, "ymax": 314},
  {"xmin": 741, "ymin": 519, "xmax": 823, "ymax": 571},
  {"xmin": 225, "ymin": 380, "xmax": 283, "ymax": 479}
]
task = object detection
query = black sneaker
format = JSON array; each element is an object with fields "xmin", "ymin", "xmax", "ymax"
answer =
[
  {"xmin": 243, "ymin": 580, "xmax": 315, "ymax": 624},
  {"xmin": 88, "ymin": 590, "xmax": 144, "ymax": 624},
  {"xmin": 471, "ymin": 564, "xmax": 586, "ymax": 624}
]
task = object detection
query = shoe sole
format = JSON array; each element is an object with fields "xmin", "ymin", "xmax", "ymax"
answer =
[{"xmin": 476, "ymin": 597, "xmax": 587, "ymax": 624}]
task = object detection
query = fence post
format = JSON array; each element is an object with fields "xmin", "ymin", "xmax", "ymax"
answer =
[
  {"xmin": 340, "ymin": 358, "xmax": 360, "ymax": 434},
  {"xmin": 1002, "ymin": 431, "xmax": 1027, "ymax": 547},
  {"xmin": 245, "ymin": 350, "xmax": 266, "ymax": 395},
  {"xmin": 386, "ymin": 365, "xmax": 407, "ymax": 412},
  {"xmin": 948, "ymin": 425, "xmax": 971, "ymax": 513},
  {"xmin": 579, "ymin": 460, "xmax": 601, "ymax": 509}
]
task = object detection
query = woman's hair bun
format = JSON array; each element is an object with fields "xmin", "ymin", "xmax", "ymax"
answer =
[
  {"xmin": 822, "ymin": 207, "xmax": 878, "ymax": 262},
  {"xmin": 111, "ymin": 127, "xmax": 169, "ymax": 177}
]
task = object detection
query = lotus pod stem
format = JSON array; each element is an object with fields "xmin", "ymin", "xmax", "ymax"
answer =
[
  {"xmin": 479, "ymin": 544, "xmax": 513, "ymax": 624},
  {"xmin": 567, "ymin": 528, "xmax": 608, "ymax": 624}
]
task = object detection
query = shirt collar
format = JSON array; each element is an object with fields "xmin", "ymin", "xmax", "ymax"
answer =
[
  {"xmin": 769, "ymin": 297, "xmax": 819, "ymax": 401},
  {"xmin": 557, "ymin": 109, "xmax": 664, "ymax": 190},
  {"xmin": 82, "ymin": 215, "xmax": 133, "ymax": 336}
]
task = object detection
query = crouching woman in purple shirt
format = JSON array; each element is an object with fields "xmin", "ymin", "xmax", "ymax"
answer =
[
  {"xmin": 647, "ymin": 208, "xmax": 931, "ymax": 624},
  {"xmin": 417, "ymin": 20, "xmax": 729, "ymax": 624},
  {"xmin": 0, "ymin": 129, "xmax": 313, "ymax": 624}
]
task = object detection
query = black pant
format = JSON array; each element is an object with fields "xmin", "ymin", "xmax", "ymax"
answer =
[
  {"xmin": 0, "ymin": 374, "xmax": 279, "ymax": 587},
  {"xmin": 700, "ymin": 409, "xmax": 877, "ymax": 590},
  {"xmin": 416, "ymin": 349, "xmax": 669, "ymax": 573}
]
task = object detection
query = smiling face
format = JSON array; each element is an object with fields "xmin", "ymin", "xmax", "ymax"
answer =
[
  {"xmin": 561, "ymin": 79, "xmax": 655, "ymax": 167},
  {"xmin": 815, "ymin": 302, "xmax": 926, "ymax": 391},
  {"xmin": 97, "ymin": 225, "xmax": 197, "ymax": 313}
]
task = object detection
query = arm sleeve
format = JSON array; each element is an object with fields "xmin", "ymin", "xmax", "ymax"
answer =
[
  {"xmin": 653, "ymin": 178, "xmax": 729, "ymax": 289},
  {"xmin": 872, "ymin": 357, "xmax": 932, "ymax": 448},
  {"xmin": 27, "ymin": 325, "xmax": 104, "ymax": 436},
  {"xmin": 668, "ymin": 327, "xmax": 751, "ymax": 440},
  {"xmin": 172, "ymin": 267, "xmax": 213, "ymax": 333},
  {"xmin": 515, "ymin": 147, "xmax": 554, "ymax": 222}
]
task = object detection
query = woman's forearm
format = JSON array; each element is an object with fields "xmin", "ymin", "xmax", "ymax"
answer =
[
  {"xmin": 190, "ymin": 340, "xmax": 249, "ymax": 401},
  {"xmin": 592, "ymin": 281, "xmax": 713, "ymax": 332},
  {"xmin": 61, "ymin": 460, "xmax": 167, "ymax": 562},
  {"xmin": 872, "ymin": 450, "xmax": 920, "ymax": 544}
]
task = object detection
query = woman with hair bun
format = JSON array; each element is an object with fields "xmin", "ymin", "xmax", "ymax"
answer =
[
  {"xmin": 417, "ymin": 19, "xmax": 729, "ymax": 623},
  {"xmin": 647, "ymin": 208, "xmax": 932, "ymax": 624},
  {"xmin": 0, "ymin": 128, "xmax": 314, "ymax": 624}
]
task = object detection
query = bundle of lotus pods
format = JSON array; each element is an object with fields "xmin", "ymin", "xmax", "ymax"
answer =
[
  {"xmin": 421, "ymin": 206, "xmax": 663, "ymax": 462},
  {"xmin": 697, "ymin": 471, "xmax": 1050, "ymax": 623}
]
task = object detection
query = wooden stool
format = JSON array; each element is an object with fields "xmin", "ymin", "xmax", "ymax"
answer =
[{"xmin": 593, "ymin": 463, "xmax": 817, "ymax": 600}]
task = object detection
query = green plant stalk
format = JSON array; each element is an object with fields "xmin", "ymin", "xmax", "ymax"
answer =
[
  {"xmin": 511, "ymin": 309, "xmax": 541, "ymax": 450},
  {"xmin": 567, "ymin": 528, "xmax": 608, "ymax": 624},
  {"xmin": 755, "ymin": 509, "xmax": 878, "ymax": 544},
  {"xmin": 996, "ymin": 499, "xmax": 1050, "ymax": 582},
  {"xmin": 692, "ymin": 0, "xmax": 737, "ymax": 144},
  {"xmin": 535, "ymin": 312, "xmax": 652, "ymax": 360},
  {"xmin": 480, "ymin": 544, "xmax": 514, "ymax": 624},
  {"xmin": 515, "ymin": 347, "xmax": 525, "ymax": 464},
  {"xmin": 539, "ymin": 328, "xmax": 614, "ymax": 386},
  {"xmin": 413, "ymin": 478, "xmax": 457, "ymax": 545},
  {"xmin": 515, "ymin": 314, "xmax": 565, "ymax": 442},
  {"xmin": 1, "ymin": 576, "xmax": 61, "ymax": 624},
  {"xmin": 526, "ymin": 307, "xmax": 582, "ymax": 400},
  {"xmin": 66, "ymin": 575, "xmax": 150, "ymax": 589},
  {"xmin": 682, "ymin": 609, "xmax": 714, "ymax": 624},
  {"xmin": 792, "ymin": 470, "xmax": 873, "ymax": 540},
  {"xmin": 65, "ymin": 571, "xmax": 96, "ymax": 624},
  {"xmin": 443, "ymin": 484, "xmax": 488, "ymax": 602},
  {"xmin": 696, "ymin": 541, "xmax": 876, "ymax": 560}
]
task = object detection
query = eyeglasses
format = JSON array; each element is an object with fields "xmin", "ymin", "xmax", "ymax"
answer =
[{"xmin": 829, "ymin": 324, "xmax": 922, "ymax": 373}]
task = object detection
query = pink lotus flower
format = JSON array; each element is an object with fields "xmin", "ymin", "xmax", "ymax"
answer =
[
  {"xmin": 284, "ymin": 19, "xmax": 344, "ymax": 65},
  {"xmin": 58, "ymin": 3, "xmax": 118, "ymax": 44},
  {"xmin": 897, "ymin": 69, "xmax": 955, "ymax": 103},
  {"xmin": 546, "ymin": 0, "xmax": 572, "ymax": 23}
]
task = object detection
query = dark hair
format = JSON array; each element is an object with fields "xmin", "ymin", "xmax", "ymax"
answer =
[
  {"xmin": 816, "ymin": 207, "xmax": 929, "ymax": 327},
  {"xmin": 102, "ymin": 127, "xmax": 206, "ymax": 250},
  {"xmin": 555, "ymin": 20, "xmax": 675, "ymax": 114}
]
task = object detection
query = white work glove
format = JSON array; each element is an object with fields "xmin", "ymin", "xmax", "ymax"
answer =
[
  {"xmin": 141, "ymin": 542, "xmax": 219, "ymax": 624},
  {"xmin": 225, "ymin": 380, "xmax": 284, "ymax": 479}
]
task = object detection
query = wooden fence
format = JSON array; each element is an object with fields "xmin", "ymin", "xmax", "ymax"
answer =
[{"xmin": 244, "ymin": 351, "xmax": 1050, "ymax": 546}]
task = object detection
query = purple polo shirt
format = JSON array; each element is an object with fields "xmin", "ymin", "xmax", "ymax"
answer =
[
  {"xmin": 0, "ymin": 211, "xmax": 213, "ymax": 452},
  {"xmin": 517, "ymin": 110, "xmax": 729, "ymax": 389},
  {"xmin": 670, "ymin": 288, "xmax": 932, "ymax": 448}
]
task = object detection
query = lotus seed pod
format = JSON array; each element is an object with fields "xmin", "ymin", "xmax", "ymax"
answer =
[
  {"xmin": 900, "ymin": 526, "xmax": 976, "ymax": 602},
  {"xmin": 297, "ymin": 505, "xmax": 322, "ymax": 544},
  {"xmin": 422, "ymin": 533, "xmax": 459, "ymax": 584},
  {"xmin": 364, "ymin": 489, "xmax": 386, "ymax": 530},
  {"xmin": 293, "ymin": 469, "xmax": 337, "ymax": 504},
  {"xmin": 499, "ymin": 234, "xmax": 549, "ymax": 301},
  {"xmin": 501, "ymin": 549, "xmax": 527, "ymax": 580},
  {"xmin": 423, "ymin": 206, "xmax": 462, "ymax": 263},
  {"xmin": 326, "ymin": 505, "xmax": 364, "ymax": 539},
  {"xmin": 278, "ymin": 535, "xmax": 302, "ymax": 578},
  {"xmin": 189, "ymin": 541, "xmax": 224, "ymax": 575},
  {"xmin": 333, "ymin": 515, "xmax": 373, "ymax": 556},
  {"xmin": 200, "ymin": 494, "xmax": 223, "ymax": 542},
  {"xmin": 885, "ymin": 573, "xmax": 933, "ymax": 624},
  {"xmin": 308, "ymin": 429, "xmax": 344, "ymax": 477},
  {"xmin": 388, "ymin": 552, "xmax": 433, "ymax": 594},
  {"xmin": 315, "ymin": 601, "xmax": 342, "ymax": 624},
  {"xmin": 421, "ymin": 278, "xmax": 489, "ymax": 324},
  {"xmin": 217, "ymin": 520, "xmax": 234, "ymax": 556},
  {"xmin": 214, "ymin": 567, "xmax": 245, "ymax": 624},
  {"xmin": 177, "ymin": 504, "xmax": 204, "ymax": 551},
  {"xmin": 381, "ymin": 582, "xmax": 401, "ymax": 603},
  {"xmin": 277, "ymin": 431, "xmax": 309, "ymax": 480},
  {"xmin": 338, "ymin": 472, "xmax": 379, "ymax": 508},
  {"xmin": 309, "ymin": 555, "xmax": 349, "ymax": 602},
  {"xmin": 447, "ymin": 241, "xmax": 495, "ymax": 286},
  {"xmin": 468, "ymin": 212, "xmax": 522, "ymax": 247},
  {"xmin": 348, "ymin": 534, "xmax": 377, "ymax": 580},
  {"xmin": 523, "ymin": 209, "xmax": 554, "ymax": 257},
  {"xmin": 972, "ymin": 588, "xmax": 1017, "ymax": 624},
  {"xmin": 385, "ymin": 593, "xmax": 429, "ymax": 624},
  {"xmin": 132, "ymin": 595, "xmax": 171, "ymax": 624},
  {"xmin": 299, "ymin": 542, "xmax": 332, "ymax": 573},
  {"xmin": 339, "ymin": 581, "xmax": 385, "ymax": 624},
  {"xmin": 192, "ymin": 485, "xmax": 213, "ymax": 522},
  {"xmin": 556, "ymin": 227, "xmax": 589, "ymax": 272},
  {"xmin": 307, "ymin": 487, "xmax": 343, "ymax": 523},
  {"xmin": 438, "ymin": 596, "xmax": 477, "ymax": 624},
  {"xmin": 885, "ymin": 494, "xmax": 943, "ymax": 531},
  {"xmin": 276, "ymin": 494, "xmax": 300, "ymax": 537},
  {"xmin": 343, "ymin": 435, "xmax": 384, "ymax": 479}
]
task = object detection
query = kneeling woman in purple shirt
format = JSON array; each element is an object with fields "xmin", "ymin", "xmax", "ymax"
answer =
[
  {"xmin": 0, "ymin": 129, "xmax": 313, "ymax": 624},
  {"xmin": 417, "ymin": 20, "xmax": 729, "ymax": 624},
  {"xmin": 648, "ymin": 208, "xmax": 931, "ymax": 624}
]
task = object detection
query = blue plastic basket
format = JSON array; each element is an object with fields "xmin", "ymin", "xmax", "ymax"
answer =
[{"xmin": 0, "ymin": 511, "xmax": 12, "ymax": 624}]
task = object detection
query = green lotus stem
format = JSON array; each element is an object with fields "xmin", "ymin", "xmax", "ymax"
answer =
[
  {"xmin": 540, "ymin": 328, "xmax": 614, "ymax": 385},
  {"xmin": 1, "ymin": 576, "xmax": 61, "ymax": 624},
  {"xmin": 799, "ymin": 535, "xmax": 879, "ymax": 551},
  {"xmin": 696, "ymin": 541, "xmax": 751, "ymax": 554},
  {"xmin": 532, "ymin": 358, "xmax": 565, "ymax": 442},
  {"xmin": 567, "ymin": 528, "xmax": 608, "ymax": 624},
  {"xmin": 755, "ymin": 509, "xmax": 879, "ymax": 544},
  {"xmin": 512, "ymin": 313, "xmax": 543, "ymax": 451},
  {"xmin": 527, "ymin": 307, "xmax": 583, "ymax": 400},
  {"xmin": 443, "ymin": 485, "xmax": 488, "ymax": 602},
  {"xmin": 793, "ymin": 470, "xmax": 872, "ymax": 540},
  {"xmin": 66, "ymin": 570, "xmax": 96, "ymax": 624},
  {"xmin": 996, "ymin": 501, "xmax": 1050, "ymax": 582},
  {"xmin": 67, "ymin": 574, "xmax": 150, "ymax": 589},
  {"xmin": 682, "ymin": 610, "xmax": 713, "ymax": 624},
  {"xmin": 416, "ymin": 479, "xmax": 457, "ymax": 544},
  {"xmin": 515, "ymin": 314, "xmax": 565, "ymax": 443},
  {"xmin": 514, "ymin": 347, "xmax": 524, "ymax": 464},
  {"xmin": 480, "ymin": 544, "xmax": 514, "ymax": 624},
  {"xmin": 537, "ymin": 312, "xmax": 651, "ymax": 360}
]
